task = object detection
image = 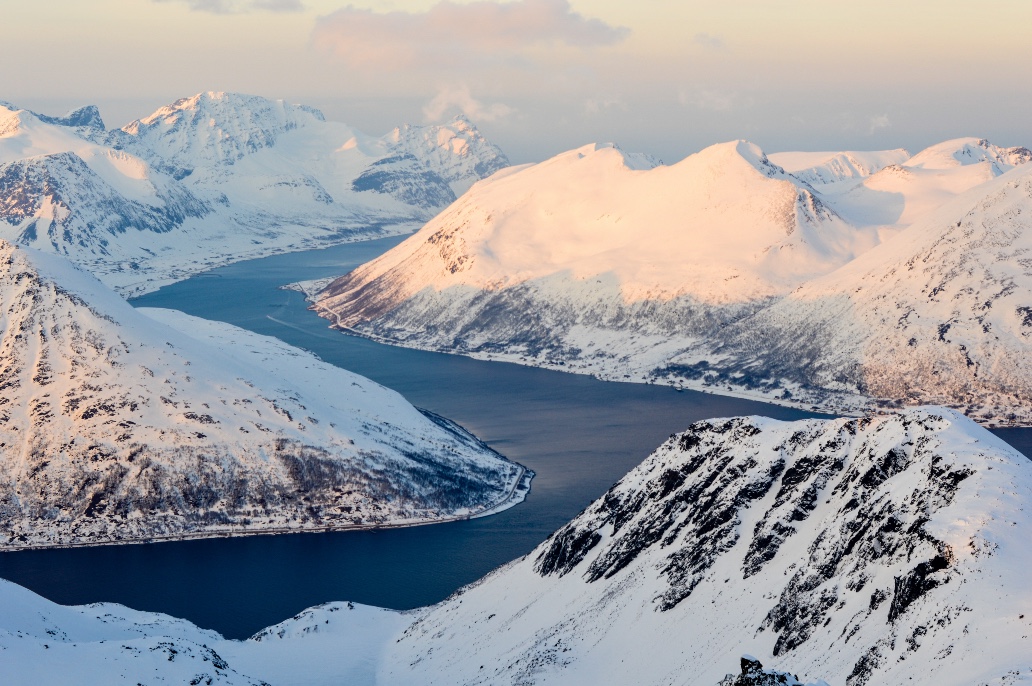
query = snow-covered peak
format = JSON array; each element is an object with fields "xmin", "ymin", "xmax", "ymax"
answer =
[
  {"xmin": 676, "ymin": 139, "xmax": 790, "ymax": 180},
  {"xmin": 546, "ymin": 141, "xmax": 660, "ymax": 171},
  {"xmin": 770, "ymin": 148, "xmax": 911, "ymax": 185},
  {"xmin": 904, "ymin": 137, "xmax": 1032, "ymax": 173},
  {"xmin": 0, "ymin": 102, "xmax": 105, "ymax": 133},
  {"xmin": 383, "ymin": 114, "xmax": 510, "ymax": 195},
  {"xmin": 314, "ymin": 136, "xmax": 879, "ymax": 356},
  {"xmin": 820, "ymin": 137, "xmax": 1032, "ymax": 230},
  {"xmin": 122, "ymin": 91, "xmax": 327, "ymax": 168}
]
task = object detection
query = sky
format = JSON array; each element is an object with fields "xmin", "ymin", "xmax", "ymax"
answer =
[{"xmin": 3, "ymin": 0, "xmax": 1032, "ymax": 164}]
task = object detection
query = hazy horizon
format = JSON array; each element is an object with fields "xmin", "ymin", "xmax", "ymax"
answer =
[{"xmin": 5, "ymin": 0, "xmax": 1032, "ymax": 164}]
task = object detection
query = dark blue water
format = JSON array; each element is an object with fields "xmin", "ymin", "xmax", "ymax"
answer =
[{"xmin": 1, "ymin": 236, "xmax": 1028, "ymax": 639}]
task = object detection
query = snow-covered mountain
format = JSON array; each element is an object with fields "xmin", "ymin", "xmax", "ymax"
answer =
[
  {"xmin": 680, "ymin": 160, "xmax": 1032, "ymax": 424},
  {"xmin": 0, "ymin": 94, "xmax": 509, "ymax": 295},
  {"xmin": 313, "ymin": 137, "xmax": 1032, "ymax": 424},
  {"xmin": 0, "ymin": 240, "xmax": 528, "ymax": 549},
  {"xmin": 821, "ymin": 137, "xmax": 1032, "ymax": 231},
  {"xmin": 383, "ymin": 408, "xmax": 1032, "ymax": 685},
  {"xmin": 313, "ymin": 140, "xmax": 872, "ymax": 374},
  {"xmin": 769, "ymin": 148, "xmax": 911, "ymax": 186},
  {"xmin": 4, "ymin": 408, "xmax": 1029, "ymax": 685}
]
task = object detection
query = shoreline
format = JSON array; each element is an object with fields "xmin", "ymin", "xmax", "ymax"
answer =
[
  {"xmin": 306, "ymin": 300, "xmax": 1032, "ymax": 430},
  {"xmin": 0, "ymin": 465, "xmax": 532, "ymax": 554}
]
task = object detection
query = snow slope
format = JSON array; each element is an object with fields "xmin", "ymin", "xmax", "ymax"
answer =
[
  {"xmin": 683, "ymin": 161, "xmax": 1032, "ymax": 424},
  {"xmin": 383, "ymin": 408, "xmax": 1032, "ymax": 686},
  {"xmin": 0, "ymin": 240, "xmax": 527, "ymax": 550},
  {"xmin": 0, "ymin": 94, "xmax": 509, "ymax": 296},
  {"xmin": 0, "ymin": 577, "xmax": 409, "ymax": 686},
  {"xmin": 314, "ymin": 137, "xmax": 1032, "ymax": 424},
  {"xmin": 818, "ymin": 138, "xmax": 1032, "ymax": 230}
]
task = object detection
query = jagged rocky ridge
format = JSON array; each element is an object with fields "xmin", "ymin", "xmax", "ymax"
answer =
[
  {"xmin": 381, "ymin": 408, "xmax": 1032, "ymax": 685},
  {"xmin": 313, "ymin": 137, "xmax": 1032, "ymax": 425},
  {"xmin": 0, "ymin": 240, "xmax": 528, "ymax": 550},
  {"xmin": 0, "ymin": 93, "xmax": 508, "ymax": 295}
]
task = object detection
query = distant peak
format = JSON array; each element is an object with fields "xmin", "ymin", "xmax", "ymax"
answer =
[
  {"xmin": 54, "ymin": 105, "xmax": 105, "ymax": 130},
  {"xmin": 684, "ymin": 140, "xmax": 787, "ymax": 179},
  {"xmin": 0, "ymin": 102, "xmax": 104, "ymax": 130},
  {"xmin": 141, "ymin": 91, "xmax": 325, "ymax": 124},
  {"xmin": 905, "ymin": 136, "xmax": 1032, "ymax": 171}
]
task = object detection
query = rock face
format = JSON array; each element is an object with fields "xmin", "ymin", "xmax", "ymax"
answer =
[
  {"xmin": 314, "ymin": 137, "xmax": 1032, "ymax": 425},
  {"xmin": 0, "ymin": 94, "xmax": 509, "ymax": 295},
  {"xmin": 718, "ymin": 656, "xmax": 827, "ymax": 686},
  {"xmin": 381, "ymin": 408, "xmax": 1032, "ymax": 685},
  {"xmin": 0, "ymin": 241, "xmax": 528, "ymax": 549}
]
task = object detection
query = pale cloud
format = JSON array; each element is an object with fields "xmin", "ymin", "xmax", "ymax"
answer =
[
  {"xmin": 692, "ymin": 32, "xmax": 724, "ymax": 50},
  {"xmin": 868, "ymin": 114, "xmax": 891, "ymax": 134},
  {"xmin": 584, "ymin": 96, "xmax": 626, "ymax": 115},
  {"xmin": 312, "ymin": 0, "xmax": 630, "ymax": 70},
  {"xmin": 153, "ymin": 0, "xmax": 304, "ymax": 13},
  {"xmin": 423, "ymin": 85, "xmax": 514, "ymax": 123}
]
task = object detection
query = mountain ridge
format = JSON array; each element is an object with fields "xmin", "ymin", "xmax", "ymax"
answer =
[
  {"xmin": 0, "ymin": 240, "xmax": 528, "ymax": 549},
  {"xmin": 0, "ymin": 93, "xmax": 510, "ymax": 296},
  {"xmin": 314, "ymin": 136, "xmax": 1032, "ymax": 425}
]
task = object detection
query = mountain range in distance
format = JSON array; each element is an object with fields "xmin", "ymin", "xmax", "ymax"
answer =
[
  {"xmin": 0, "ymin": 92, "xmax": 508, "ymax": 296},
  {"xmin": 313, "ymin": 136, "xmax": 1032, "ymax": 426}
]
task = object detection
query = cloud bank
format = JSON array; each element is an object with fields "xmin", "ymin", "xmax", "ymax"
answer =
[
  {"xmin": 423, "ymin": 85, "xmax": 514, "ymax": 122},
  {"xmin": 312, "ymin": 0, "xmax": 630, "ymax": 70},
  {"xmin": 153, "ymin": 0, "xmax": 304, "ymax": 14}
]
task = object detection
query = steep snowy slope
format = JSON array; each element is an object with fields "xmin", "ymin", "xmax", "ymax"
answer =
[
  {"xmin": 383, "ymin": 408, "xmax": 1032, "ymax": 686},
  {"xmin": 315, "ymin": 140, "xmax": 871, "ymax": 369},
  {"xmin": 769, "ymin": 148, "xmax": 910, "ymax": 186},
  {"xmin": 0, "ymin": 240, "xmax": 527, "ymax": 550},
  {"xmin": 677, "ymin": 161, "xmax": 1032, "ymax": 424},
  {"xmin": 0, "ymin": 95, "xmax": 509, "ymax": 295}
]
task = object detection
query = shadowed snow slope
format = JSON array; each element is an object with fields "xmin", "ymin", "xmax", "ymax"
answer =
[
  {"xmin": 314, "ymin": 137, "xmax": 1032, "ymax": 425},
  {"xmin": 0, "ymin": 240, "xmax": 526, "ymax": 549},
  {"xmin": 383, "ymin": 408, "xmax": 1032, "ymax": 686},
  {"xmin": 0, "ymin": 94, "xmax": 509, "ymax": 296}
]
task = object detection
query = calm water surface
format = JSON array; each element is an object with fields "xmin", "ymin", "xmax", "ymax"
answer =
[{"xmin": 2, "ymin": 236, "xmax": 1028, "ymax": 639}]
